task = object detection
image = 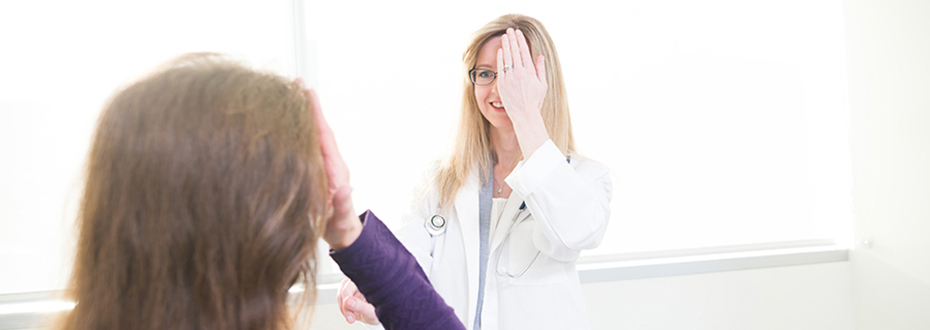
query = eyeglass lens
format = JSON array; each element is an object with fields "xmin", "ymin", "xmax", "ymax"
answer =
[{"xmin": 469, "ymin": 69, "xmax": 496, "ymax": 85}]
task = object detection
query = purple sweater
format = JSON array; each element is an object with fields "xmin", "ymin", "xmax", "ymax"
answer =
[{"xmin": 330, "ymin": 210, "xmax": 465, "ymax": 330}]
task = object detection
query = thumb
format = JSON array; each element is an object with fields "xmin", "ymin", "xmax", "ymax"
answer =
[
  {"xmin": 331, "ymin": 185, "xmax": 355, "ymax": 220},
  {"xmin": 348, "ymin": 297, "xmax": 380, "ymax": 325},
  {"xmin": 324, "ymin": 185, "xmax": 360, "ymax": 250}
]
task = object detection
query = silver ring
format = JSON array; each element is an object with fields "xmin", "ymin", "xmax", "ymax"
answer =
[{"xmin": 503, "ymin": 64, "xmax": 513, "ymax": 72}]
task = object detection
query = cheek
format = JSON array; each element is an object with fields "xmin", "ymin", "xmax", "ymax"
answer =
[{"xmin": 475, "ymin": 86, "xmax": 491, "ymax": 103}]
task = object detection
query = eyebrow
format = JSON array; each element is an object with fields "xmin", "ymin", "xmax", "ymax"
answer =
[{"xmin": 475, "ymin": 64, "xmax": 494, "ymax": 70}]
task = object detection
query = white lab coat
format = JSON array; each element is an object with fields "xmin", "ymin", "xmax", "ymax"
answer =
[{"xmin": 393, "ymin": 140, "xmax": 612, "ymax": 330}]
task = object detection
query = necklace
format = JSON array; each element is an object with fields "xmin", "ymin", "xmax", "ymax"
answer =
[
  {"xmin": 493, "ymin": 154, "xmax": 518, "ymax": 197},
  {"xmin": 493, "ymin": 176, "xmax": 505, "ymax": 196}
]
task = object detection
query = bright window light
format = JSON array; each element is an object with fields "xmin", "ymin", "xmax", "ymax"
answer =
[
  {"xmin": 0, "ymin": 0, "xmax": 852, "ymax": 296},
  {"xmin": 305, "ymin": 0, "xmax": 853, "ymax": 257},
  {"xmin": 0, "ymin": 0, "xmax": 296, "ymax": 295}
]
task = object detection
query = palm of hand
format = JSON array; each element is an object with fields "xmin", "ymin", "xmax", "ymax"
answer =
[{"xmin": 497, "ymin": 28, "xmax": 548, "ymax": 121}]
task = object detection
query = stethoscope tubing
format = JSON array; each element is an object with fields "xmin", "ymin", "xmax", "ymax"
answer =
[
  {"xmin": 426, "ymin": 202, "xmax": 539, "ymax": 278},
  {"xmin": 493, "ymin": 203, "xmax": 541, "ymax": 278}
]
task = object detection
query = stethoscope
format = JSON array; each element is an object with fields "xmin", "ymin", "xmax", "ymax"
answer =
[
  {"xmin": 426, "ymin": 213, "xmax": 447, "ymax": 236},
  {"xmin": 425, "ymin": 213, "xmax": 447, "ymax": 258},
  {"xmin": 425, "ymin": 157, "xmax": 569, "ymax": 278},
  {"xmin": 426, "ymin": 202, "xmax": 538, "ymax": 279},
  {"xmin": 493, "ymin": 202, "xmax": 540, "ymax": 278}
]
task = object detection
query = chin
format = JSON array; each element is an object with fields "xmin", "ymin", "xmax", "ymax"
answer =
[{"xmin": 489, "ymin": 119, "xmax": 514, "ymax": 130}]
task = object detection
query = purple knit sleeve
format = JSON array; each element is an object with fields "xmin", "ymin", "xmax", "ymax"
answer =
[{"xmin": 330, "ymin": 210, "xmax": 464, "ymax": 330}]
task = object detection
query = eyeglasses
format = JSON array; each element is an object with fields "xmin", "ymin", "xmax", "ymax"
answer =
[{"xmin": 468, "ymin": 68, "xmax": 497, "ymax": 86}]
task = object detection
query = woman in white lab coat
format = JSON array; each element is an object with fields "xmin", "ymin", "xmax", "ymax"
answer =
[{"xmin": 338, "ymin": 14, "xmax": 612, "ymax": 330}]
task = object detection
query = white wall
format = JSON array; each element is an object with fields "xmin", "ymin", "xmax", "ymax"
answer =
[
  {"xmin": 843, "ymin": 0, "xmax": 930, "ymax": 329},
  {"xmin": 583, "ymin": 263, "xmax": 854, "ymax": 330},
  {"xmin": 308, "ymin": 262, "xmax": 854, "ymax": 330}
]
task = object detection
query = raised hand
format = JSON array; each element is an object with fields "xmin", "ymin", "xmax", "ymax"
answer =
[
  {"xmin": 496, "ymin": 28, "xmax": 550, "ymax": 157},
  {"xmin": 336, "ymin": 278, "xmax": 380, "ymax": 325},
  {"xmin": 302, "ymin": 83, "xmax": 361, "ymax": 251}
]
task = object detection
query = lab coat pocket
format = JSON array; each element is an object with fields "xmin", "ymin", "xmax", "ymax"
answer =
[{"xmin": 506, "ymin": 220, "xmax": 568, "ymax": 285}]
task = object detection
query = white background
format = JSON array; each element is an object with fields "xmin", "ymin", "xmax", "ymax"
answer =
[
  {"xmin": 0, "ymin": 0, "xmax": 297, "ymax": 294},
  {"xmin": 0, "ymin": 0, "xmax": 852, "ymax": 295},
  {"xmin": 307, "ymin": 0, "xmax": 853, "ymax": 255}
]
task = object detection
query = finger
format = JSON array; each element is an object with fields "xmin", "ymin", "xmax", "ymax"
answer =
[
  {"xmin": 344, "ymin": 295, "xmax": 379, "ymax": 326},
  {"xmin": 516, "ymin": 29, "xmax": 533, "ymax": 70},
  {"xmin": 500, "ymin": 32, "xmax": 514, "ymax": 72},
  {"xmin": 535, "ymin": 55, "xmax": 547, "ymax": 84},
  {"xmin": 337, "ymin": 278, "xmax": 358, "ymax": 316},
  {"xmin": 506, "ymin": 28, "xmax": 523, "ymax": 70},
  {"xmin": 336, "ymin": 279, "xmax": 347, "ymax": 315},
  {"xmin": 496, "ymin": 47, "xmax": 505, "ymax": 80},
  {"xmin": 309, "ymin": 89, "xmax": 333, "ymax": 144},
  {"xmin": 345, "ymin": 311, "xmax": 356, "ymax": 323},
  {"xmin": 309, "ymin": 89, "xmax": 350, "ymax": 191},
  {"xmin": 308, "ymin": 89, "xmax": 338, "ymax": 189},
  {"xmin": 496, "ymin": 48, "xmax": 507, "ymax": 104},
  {"xmin": 324, "ymin": 184, "xmax": 360, "ymax": 250},
  {"xmin": 342, "ymin": 295, "xmax": 354, "ymax": 323},
  {"xmin": 354, "ymin": 298, "xmax": 379, "ymax": 325}
]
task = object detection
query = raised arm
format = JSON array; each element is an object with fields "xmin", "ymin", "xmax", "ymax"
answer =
[{"xmin": 308, "ymin": 85, "xmax": 463, "ymax": 330}]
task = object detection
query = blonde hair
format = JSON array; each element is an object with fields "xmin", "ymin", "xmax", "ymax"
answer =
[
  {"xmin": 58, "ymin": 53, "xmax": 327, "ymax": 330},
  {"xmin": 435, "ymin": 14, "xmax": 574, "ymax": 208}
]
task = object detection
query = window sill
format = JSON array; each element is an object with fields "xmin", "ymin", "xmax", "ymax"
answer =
[{"xmin": 312, "ymin": 242, "xmax": 848, "ymax": 304}]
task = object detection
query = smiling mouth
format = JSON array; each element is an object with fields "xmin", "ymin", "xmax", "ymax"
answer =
[{"xmin": 491, "ymin": 101, "xmax": 504, "ymax": 109}]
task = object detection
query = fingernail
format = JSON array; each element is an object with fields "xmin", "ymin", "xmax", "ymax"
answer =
[
  {"xmin": 346, "ymin": 298, "xmax": 355, "ymax": 308},
  {"xmin": 347, "ymin": 313, "xmax": 355, "ymax": 323}
]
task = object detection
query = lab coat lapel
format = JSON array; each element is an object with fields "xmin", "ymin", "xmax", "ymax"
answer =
[
  {"xmin": 453, "ymin": 176, "xmax": 480, "ymax": 325},
  {"xmin": 489, "ymin": 193, "xmax": 526, "ymax": 253}
]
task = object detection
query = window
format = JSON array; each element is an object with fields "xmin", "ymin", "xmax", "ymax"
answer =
[
  {"xmin": 0, "ymin": 0, "xmax": 852, "ymax": 296},
  {"xmin": 305, "ymin": 0, "xmax": 853, "ymax": 259},
  {"xmin": 0, "ymin": 0, "xmax": 298, "ymax": 294}
]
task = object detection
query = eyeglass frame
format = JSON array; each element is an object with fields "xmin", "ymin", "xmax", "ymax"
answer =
[{"xmin": 468, "ymin": 68, "xmax": 498, "ymax": 86}]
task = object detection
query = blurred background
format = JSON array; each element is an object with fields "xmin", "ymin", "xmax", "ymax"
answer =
[{"xmin": 0, "ymin": 0, "xmax": 927, "ymax": 329}]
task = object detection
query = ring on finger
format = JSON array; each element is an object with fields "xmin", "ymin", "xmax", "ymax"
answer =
[{"xmin": 503, "ymin": 64, "xmax": 513, "ymax": 72}]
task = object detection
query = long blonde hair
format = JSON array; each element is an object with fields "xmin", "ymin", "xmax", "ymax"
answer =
[
  {"xmin": 435, "ymin": 14, "xmax": 574, "ymax": 207},
  {"xmin": 58, "ymin": 53, "xmax": 327, "ymax": 330}
]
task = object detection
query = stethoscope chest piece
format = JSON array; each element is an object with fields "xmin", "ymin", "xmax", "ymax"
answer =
[{"xmin": 426, "ymin": 214, "xmax": 447, "ymax": 236}]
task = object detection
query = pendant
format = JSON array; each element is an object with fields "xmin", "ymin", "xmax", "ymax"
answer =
[{"xmin": 498, "ymin": 186, "xmax": 503, "ymax": 196}]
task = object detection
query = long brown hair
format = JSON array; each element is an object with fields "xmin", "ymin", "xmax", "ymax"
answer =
[
  {"xmin": 59, "ymin": 53, "xmax": 328, "ymax": 330},
  {"xmin": 435, "ymin": 14, "xmax": 574, "ymax": 208}
]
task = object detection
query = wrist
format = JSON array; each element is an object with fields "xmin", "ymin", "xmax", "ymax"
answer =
[{"xmin": 512, "ymin": 113, "xmax": 548, "ymax": 157}]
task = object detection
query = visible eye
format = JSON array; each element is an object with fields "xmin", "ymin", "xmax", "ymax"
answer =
[{"xmin": 478, "ymin": 70, "xmax": 492, "ymax": 78}]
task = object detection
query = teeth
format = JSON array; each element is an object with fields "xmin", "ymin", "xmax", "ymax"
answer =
[{"xmin": 492, "ymin": 102, "xmax": 503, "ymax": 108}]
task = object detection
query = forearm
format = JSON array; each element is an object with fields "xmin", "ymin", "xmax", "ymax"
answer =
[
  {"xmin": 330, "ymin": 210, "xmax": 463, "ymax": 330},
  {"xmin": 506, "ymin": 142, "xmax": 613, "ymax": 259},
  {"xmin": 510, "ymin": 110, "xmax": 550, "ymax": 158}
]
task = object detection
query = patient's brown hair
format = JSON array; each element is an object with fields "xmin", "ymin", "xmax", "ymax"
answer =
[{"xmin": 59, "ymin": 53, "xmax": 327, "ymax": 330}]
